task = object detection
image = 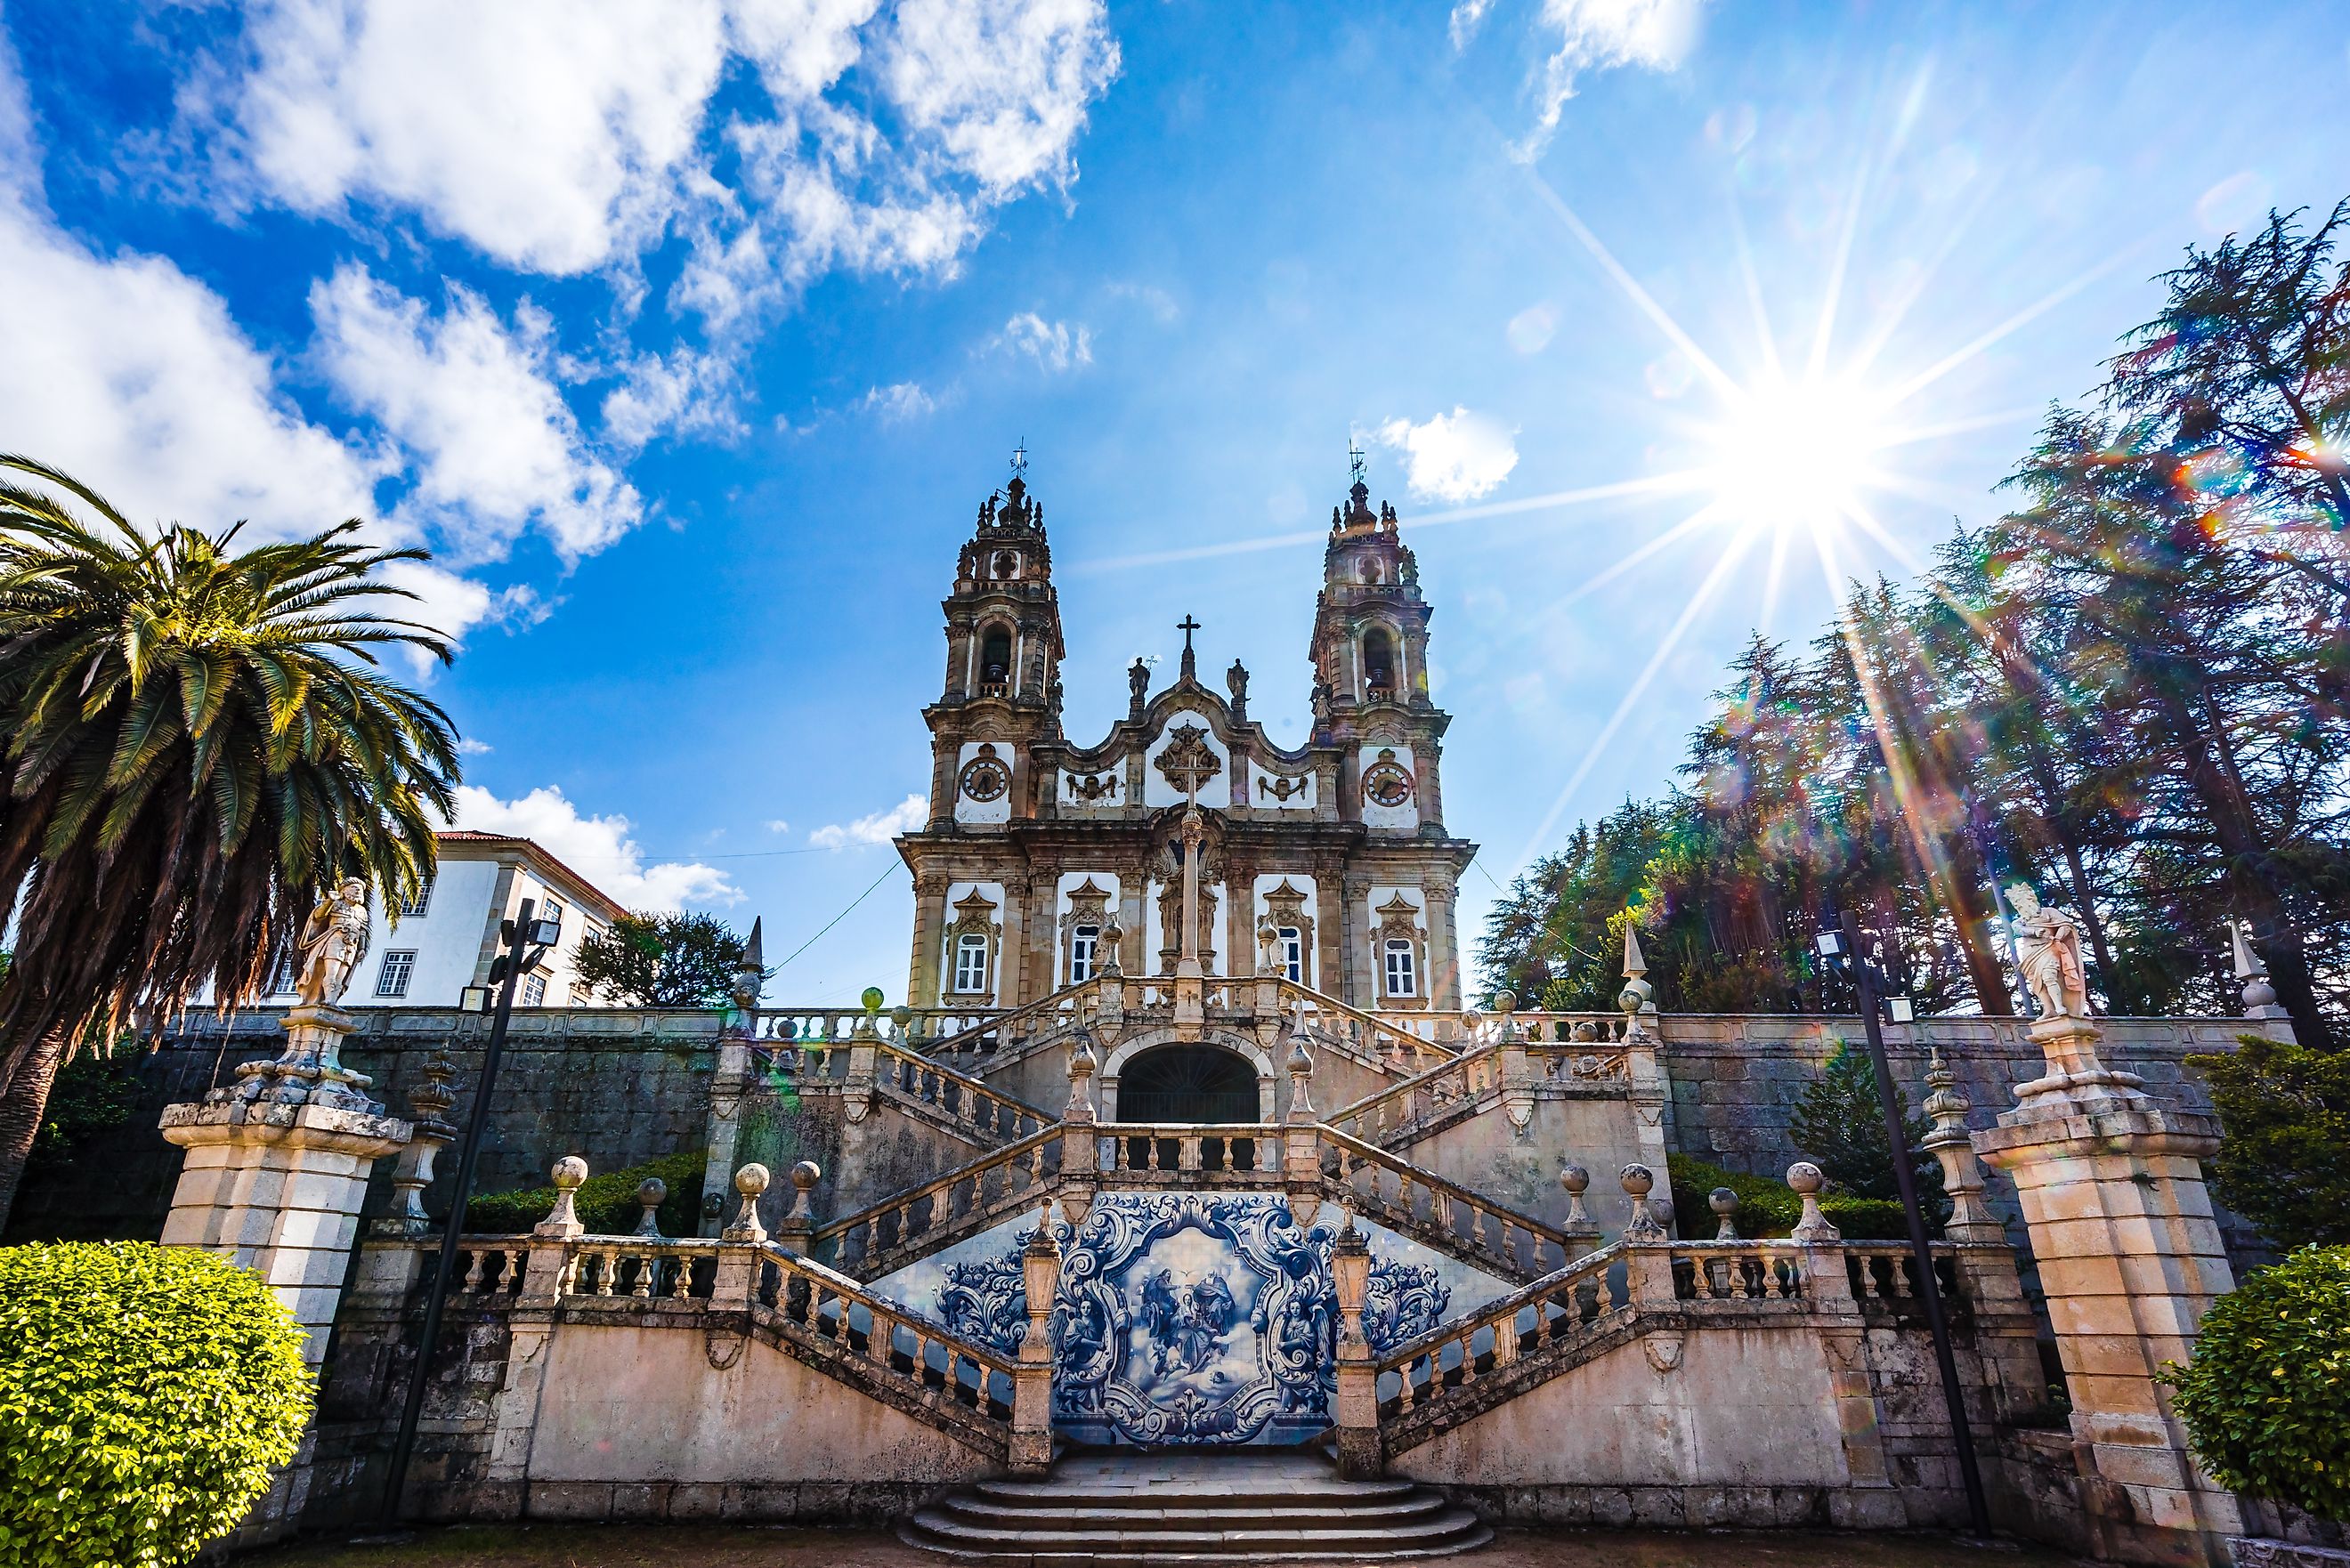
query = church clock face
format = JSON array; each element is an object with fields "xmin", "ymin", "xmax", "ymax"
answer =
[
  {"xmin": 1362, "ymin": 749, "xmax": 1415, "ymax": 809},
  {"xmin": 959, "ymin": 747, "xmax": 1011, "ymax": 803}
]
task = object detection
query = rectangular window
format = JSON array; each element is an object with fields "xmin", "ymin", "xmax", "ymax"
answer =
[
  {"xmin": 1070, "ymin": 924, "xmax": 1098, "ymax": 984},
  {"xmin": 401, "ymin": 880, "xmax": 434, "ymax": 917},
  {"xmin": 375, "ymin": 950, "xmax": 417, "ymax": 998},
  {"xmin": 952, "ymin": 934, "xmax": 989, "ymax": 993},
  {"xmin": 1280, "ymin": 926, "xmax": 1304, "ymax": 985},
  {"xmin": 523, "ymin": 973, "xmax": 547, "ymax": 1006},
  {"xmin": 1383, "ymin": 939, "xmax": 1416, "ymax": 998},
  {"xmin": 538, "ymin": 896, "xmax": 565, "ymax": 935}
]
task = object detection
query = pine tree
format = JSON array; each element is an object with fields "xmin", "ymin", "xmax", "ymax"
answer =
[{"xmin": 1788, "ymin": 1040, "xmax": 1939, "ymax": 1205}]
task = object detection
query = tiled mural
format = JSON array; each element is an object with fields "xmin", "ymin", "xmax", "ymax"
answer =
[{"xmin": 868, "ymin": 1191, "xmax": 1512, "ymax": 1446}]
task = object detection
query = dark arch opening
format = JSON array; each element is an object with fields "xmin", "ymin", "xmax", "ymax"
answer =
[
  {"xmin": 1118, "ymin": 1044, "xmax": 1259, "ymax": 1123},
  {"xmin": 978, "ymin": 626, "xmax": 1013, "ymax": 692},
  {"xmin": 1362, "ymin": 626, "xmax": 1395, "ymax": 696}
]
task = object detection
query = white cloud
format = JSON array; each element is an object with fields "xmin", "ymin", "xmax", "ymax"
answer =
[
  {"xmin": 880, "ymin": 0, "xmax": 1121, "ymax": 193},
  {"xmin": 224, "ymin": 0, "xmax": 729, "ymax": 275},
  {"xmin": 1516, "ymin": 0, "xmax": 1707, "ymax": 158},
  {"xmin": 450, "ymin": 783, "xmax": 738, "ymax": 910},
  {"xmin": 1105, "ymin": 280, "xmax": 1179, "ymax": 324},
  {"xmin": 995, "ymin": 311, "xmax": 1092, "ymax": 371},
  {"xmin": 810, "ymin": 794, "xmax": 927, "ymax": 850},
  {"xmin": 1376, "ymin": 408, "xmax": 1521, "ymax": 504},
  {"xmin": 600, "ymin": 347, "xmax": 743, "ymax": 451},
  {"xmin": 859, "ymin": 382, "xmax": 936, "ymax": 422},
  {"xmin": 310, "ymin": 263, "xmax": 644, "ymax": 564},
  {"xmin": 765, "ymin": 819, "xmax": 791, "ymax": 834},
  {"xmin": 456, "ymin": 737, "xmax": 495, "ymax": 756},
  {"xmin": 1448, "ymin": 0, "xmax": 1495, "ymax": 49}
]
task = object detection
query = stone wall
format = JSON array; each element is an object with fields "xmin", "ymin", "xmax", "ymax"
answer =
[
  {"xmin": 1657, "ymin": 1014, "xmax": 2285, "ymax": 1270},
  {"xmin": 4, "ymin": 1008, "xmax": 723, "ymax": 1246}
]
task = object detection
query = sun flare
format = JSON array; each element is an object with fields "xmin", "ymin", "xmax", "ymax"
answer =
[{"xmin": 1703, "ymin": 373, "xmax": 1892, "ymax": 533}]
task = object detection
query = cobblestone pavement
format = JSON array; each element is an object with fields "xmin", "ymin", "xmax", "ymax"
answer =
[{"xmin": 255, "ymin": 1523, "xmax": 2087, "ymax": 1567}]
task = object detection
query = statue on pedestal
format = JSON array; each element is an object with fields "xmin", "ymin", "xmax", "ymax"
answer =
[
  {"xmin": 2006, "ymin": 884, "xmax": 2090, "ymax": 1019},
  {"xmin": 296, "ymin": 877, "xmax": 372, "ymax": 1006}
]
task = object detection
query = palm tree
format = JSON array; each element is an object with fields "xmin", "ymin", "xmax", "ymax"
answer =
[{"xmin": 0, "ymin": 457, "xmax": 462, "ymax": 1229}]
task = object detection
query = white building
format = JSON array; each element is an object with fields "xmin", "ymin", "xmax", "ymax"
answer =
[{"xmin": 262, "ymin": 831, "xmax": 630, "ymax": 1009}]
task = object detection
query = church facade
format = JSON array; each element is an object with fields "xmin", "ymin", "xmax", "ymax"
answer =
[{"xmin": 899, "ymin": 467, "xmax": 1476, "ymax": 1015}]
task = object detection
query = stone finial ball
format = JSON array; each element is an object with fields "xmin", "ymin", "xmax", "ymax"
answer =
[
  {"xmin": 1560, "ymin": 1163, "xmax": 1590, "ymax": 1194},
  {"xmin": 734, "ymin": 1161, "xmax": 772, "ymax": 1196},
  {"xmin": 1618, "ymin": 1162, "xmax": 1654, "ymax": 1198},
  {"xmin": 636, "ymin": 1177, "xmax": 668, "ymax": 1207},
  {"xmin": 790, "ymin": 1159, "xmax": 822, "ymax": 1192},
  {"xmin": 1709, "ymin": 1186, "xmax": 1739, "ymax": 1217},
  {"xmin": 861, "ymin": 986, "xmax": 886, "ymax": 1013},
  {"xmin": 1460, "ymin": 1008, "xmax": 1484, "ymax": 1034},
  {"xmin": 1286, "ymin": 1040, "xmax": 1314, "ymax": 1075},
  {"xmin": 551, "ymin": 1155, "xmax": 588, "ymax": 1190},
  {"xmin": 1490, "ymin": 990, "xmax": 1517, "ymax": 1014},
  {"xmin": 1786, "ymin": 1160, "xmax": 1825, "ymax": 1196},
  {"xmin": 891, "ymin": 1005, "xmax": 913, "ymax": 1028}
]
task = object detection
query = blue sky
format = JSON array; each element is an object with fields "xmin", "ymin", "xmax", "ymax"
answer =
[{"xmin": 4, "ymin": 1, "xmax": 2347, "ymax": 1006}]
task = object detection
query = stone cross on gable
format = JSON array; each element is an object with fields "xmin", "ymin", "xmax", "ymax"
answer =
[{"xmin": 1177, "ymin": 614, "xmax": 1202, "ymax": 682}]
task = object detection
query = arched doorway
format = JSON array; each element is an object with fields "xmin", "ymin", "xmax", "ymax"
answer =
[{"xmin": 1116, "ymin": 1044, "xmax": 1259, "ymax": 1123}]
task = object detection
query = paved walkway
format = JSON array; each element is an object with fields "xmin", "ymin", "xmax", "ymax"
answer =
[{"xmin": 255, "ymin": 1522, "xmax": 2086, "ymax": 1567}]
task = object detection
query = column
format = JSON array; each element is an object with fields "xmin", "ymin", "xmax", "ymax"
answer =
[
  {"xmin": 1973, "ymin": 1012, "xmax": 2243, "ymax": 1566},
  {"xmin": 158, "ymin": 1003, "xmax": 412, "ymax": 1539},
  {"xmin": 999, "ymin": 875, "xmax": 1032, "ymax": 1007},
  {"xmin": 1422, "ymin": 882, "xmax": 1459, "ymax": 1008},
  {"xmin": 1340, "ymin": 872, "xmax": 1372, "ymax": 1008},
  {"xmin": 908, "ymin": 872, "xmax": 949, "ymax": 1006}
]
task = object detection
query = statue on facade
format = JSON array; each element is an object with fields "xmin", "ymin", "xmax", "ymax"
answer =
[
  {"xmin": 296, "ymin": 877, "xmax": 372, "ymax": 1006},
  {"xmin": 1129, "ymin": 657, "xmax": 1150, "ymax": 708},
  {"xmin": 1226, "ymin": 659, "xmax": 1249, "ymax": 717},
  {"xmin": 2007, "ymin": 884, "xmax": 2091, "ymax": 1019}
]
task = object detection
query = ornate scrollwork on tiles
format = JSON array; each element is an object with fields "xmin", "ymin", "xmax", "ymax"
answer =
[{"xmin": 927, "ymin": 1195, "xmax": 1480, "ymax": 1448}]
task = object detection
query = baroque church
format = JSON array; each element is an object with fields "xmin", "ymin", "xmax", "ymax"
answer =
[{"xmin": 901, "ymin": 462, "xmax": 1476, "ymax": 1026}]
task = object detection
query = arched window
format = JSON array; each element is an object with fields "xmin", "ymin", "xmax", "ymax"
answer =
[
  {"xmin": 1383, "ymin": 938, "xmax": 1417, "ymax": 998},
  {"xmin": 978, "ymin": 626, "xmax": 1013, "ymax": 695},
  {"xmin": 1362, "ymin": 627, "xmax": 1395, "ymax": 698},
  {"xmin": 953, "ymin": 934, "xmax": 990, "ymax": 993},
  {"xmin": 1069, "ymin": 924, "xmax": 1099, "ymax": 983}
]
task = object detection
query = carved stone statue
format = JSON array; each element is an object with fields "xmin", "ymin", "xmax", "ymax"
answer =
[
  {"xmin": 1128, "ymin": 658, "xmax": 1150, "ymax": 708},
  {"xmin": 2007, "ymin": 884, "xmax": 2091, "ymax": 1019},
  {"xmin": 296, "ymin": 877, "xmax": 372, "ymax": 1006},
  {"xmin": 1226, "ymin": 659, "xmax": 1250, "ymax": 716}
]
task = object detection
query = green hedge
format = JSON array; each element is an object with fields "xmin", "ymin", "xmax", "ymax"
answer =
[
  {"xmin": 2168, "ymin": 1245, "xmax": 2350, "ymax": 1523},
  {"xmin": 0, "ymin": 1241, "xmax": 313, "ymax": 1567},
  {"xmin": 461, "ymin": 1149, "xmax": 706, "ymax": 1236},
  {"xmin": 1668, "ymin": 1153, "xmax": 1916, "ymax": 1241},
  {"xmin": 2189, "ymin": 1034, "xmax": 2350, "ymax": 1250}
]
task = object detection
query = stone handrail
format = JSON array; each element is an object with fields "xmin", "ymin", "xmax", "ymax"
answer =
[
  {"xmin": 875, "ymin": 1039, "xmax": 1052, "ymax": 1143},
  {"xmin": 1372, "ymin": 1008, "xmax": 1634, "ymax": 1046},
  {"xmin": 1318, "ymin": 1123, "xmax": 1584, "ymax": 1280},
  {"xmin": 812, "ymin": 1126, "xmax": 1064, "ymax": 1276},
  {"xmin": 1092, "ymin": 1123, "xmax": 1284, "ymax": 1178},
  {"xmin": 1525, "ymin": 1039, "xmax": 1633, "ymax": 1082},
  {"xmin": 1376, "ymin": 1237, "xmax": 1813, "ymax": 1424},
  {"xmin": 750, "ymin": 1005, "xmax": 1002, "ymax": 1046},
  {"xmin": 1324, "ymin": 1040, "xmax": 1503, "ymax": 1141},
  {"xmin": 1275, "ymin": 979, "xmax": 1459, "ymax": 1072},
  {"xmin": 916, "ymin": 978, "xmax": 1106, "ymax": 1063},
  {"xmin": 752, "ymin": 1244, "xmax": 1017, "ymax": 1423},
  {"xmin": 1835, "ymin": 1239, "xmax": 1965, "ymax": 1307},
  {"xmin": 538, "ymin": 1234, "xmax": 1017, "ymax": 1425}
]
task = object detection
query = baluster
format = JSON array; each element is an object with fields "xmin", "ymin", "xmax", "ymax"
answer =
[
  {"xmin": 630, "ymin": 1249, "xmax": 654, "ymax": 1297},
  {"xmin": 669, "ymin": 1252, "xmax": 693, "ymax": 1299}
]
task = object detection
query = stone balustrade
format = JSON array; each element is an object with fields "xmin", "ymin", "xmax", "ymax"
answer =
[
  {"xmin": 1319, "ymin": 1124, "xmax": 1584, "ymax": 1280},
  {"xmin": 1376, "ymin": 1241, "xmax": 1632, "ymax": 1420},
  {"xmin": 1092, "ymin": 1123, "xmax": 1281, "ymax": 1176},
  {"xmin": 812, "ymin": 1127, "xmax": 1064, "ymax": 1274}
]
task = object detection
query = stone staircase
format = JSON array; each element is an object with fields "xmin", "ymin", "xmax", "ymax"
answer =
[{"xmin": 901, "ymin": 1448, "xmax": 1491, "ymax": 1564}]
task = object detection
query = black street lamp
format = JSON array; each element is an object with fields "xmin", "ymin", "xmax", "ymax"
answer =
[
  {"xmin": 377, "ymin": 899, "xmax": 560, "ymax": 1526},
  {"xmin": 1816, "ymin": 908, "xmax": 1992, "ymax": 1540}
]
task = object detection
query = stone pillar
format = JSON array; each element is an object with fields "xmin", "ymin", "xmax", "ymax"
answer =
[
  {"xmin": 909, "ymin": 873, "xmax": 949, "ymax": 1006},
  {"xmin": 157, "ymin": 1003, "xmax": 412, "ymax": 1542},
  {"xmin": 1340, "ymin": 873, "xmax": 1372, "ymax": 1008},
  {"xmin": 773, "ymin": 1160, "xmax": 819, "ymax": 1255},
  {"xmin": 1973, "ymin": 1014, "xmax": 2243, "ymax": 1567},
  {"xmin": 372, "ymin": 1047, "xmax": 456, "ymax": 1239},
  {"xmin": 158, "ymin": 1004, "xmax": 411, "ymax": 1366},
  {"xmin": 1918, "ymin": 1047, "xmax": 2046, "ymax": 1422},
  {"xmin": 843, "ymin": 991, "xmax": 882, "ymax": 1124},
  {"xmin": 1000, "ymin": 875, "xmax": 1032, "ymax": 1008},
  {"xmin": 1557, "ymin": 1164, "xmax": 1601, "ymax": 1258},
  {"xmin": 1331, "ymin": 1219, "xmax": 1381, "ymax": 1479},
  {"xmin": 1422, "ymin": 884, "xmax": 1460, "ymax": 1008},
  {"xmin": 1009, "ymin": 1205, "xmax": 1061, "ymax": 1475},
  {"xmin": 1282, "ymin": 1039, "xmax": 1321, "ymax": 1229},
  {"xmin": 710, "ymin": 1163, "xmax": 771, "ymax": 1312}
]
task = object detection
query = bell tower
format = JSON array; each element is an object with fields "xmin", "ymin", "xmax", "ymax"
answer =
[
  {"xmin": 1308, "ymin": 464, "xmax": 1449, "ymax": 836},
  {"xmin": 923, "ymin": 454, "xmax": 1067, "ymax": 831}
]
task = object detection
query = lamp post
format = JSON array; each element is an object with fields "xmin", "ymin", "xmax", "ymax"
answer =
[
  {"xmin": 1817, "ymin": 908, "xmax": 1991, "ymax": 1539},
  {"xmin": 377, "ymin": 898, "xmax": 559, "ymax": 1525}
]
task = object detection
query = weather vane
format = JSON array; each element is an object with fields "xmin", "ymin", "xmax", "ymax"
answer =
[
  {"xmin": 1010, "ymin": 439, "xmax": 1028, "ymax": 481},
  {"xmin": 1348, "ymin": 435, "xmax": 1366, "ymax": 488}
]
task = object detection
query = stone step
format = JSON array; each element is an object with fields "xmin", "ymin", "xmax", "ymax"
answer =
[
  {"xmin": 901, "ymin": 1450, "xmax": 1489, "ymax": 1564},
  {"xmin": 936, "ymin": 1493, "xmax": 1453, "ymax": 1532}
]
